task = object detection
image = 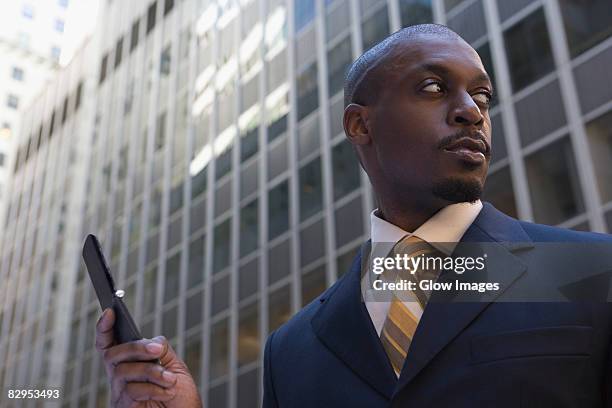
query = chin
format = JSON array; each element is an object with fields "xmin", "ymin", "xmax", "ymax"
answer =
[{"xmin": 432, "ymin": 176, "xmax": 483, "ymax": 203}]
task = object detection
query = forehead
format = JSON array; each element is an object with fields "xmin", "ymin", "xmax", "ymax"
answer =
[{"xmin": 384, "ymin": 35, "xmax": 487, "ymax": 83}]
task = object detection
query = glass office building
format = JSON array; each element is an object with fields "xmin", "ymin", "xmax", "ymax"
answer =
[{"xmin": 0, "ymin": 0, "xmax": 611, "ymax": 406}]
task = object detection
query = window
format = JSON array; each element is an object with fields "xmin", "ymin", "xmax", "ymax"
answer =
[
  {"xmin": 482, "ymin": 167, "xmax": 518, "ymax": 218},
  {"xmin": 114, "ymin": 37, "xmax": 123, "ymax": 68},
  {"xmin": 11, "ymin": 67, "xmax": 24, "ymax": 81},
  {"xmin": 399, "ymin": 0, "xmax": 433, "ymax": 27},
  {"xmin": 22, "ymin": 4, "xmax": 34, "ymax": 19},
  {"xmin": 7, "ymin": 94, "xmax": 19, "ymax": 109},
  {"xmin": 188, "ymin": 235, "xmax": 205, "ymax": 287},
  {"xmin": 155, "ymin": 112, "xmax": 166, "ymax": 151},
  {"xmin": 55, "ymin": 19, "xmax": 65, "ymax": 33},
  {"xmin": 296, "ymin": 63, "xmax": 318, "ymax": 121},
  {"xmin": 294, "ymin": 0, "xmax": 315, "ymax": 33},
  {"xmin": 17, "ymin": 33, "xmax": 30, "ymax": 49},
  {"xmin": 51, "ymin": 46, "xmax": 61, "ymax": 62},
  {"xmin": 299, "ymin": 157, "xmax": 323, "ymax": 221},
  {"xmin": 210, "ymin": 319, "xmax": 229, "ymax": 380},
  {"xmin": 240, "ymin": 127, "xmax": 259, "ymax": 161},
  {"xmin": 327, "ymin": 36, "xmax": 352, "ymax": 97},
  {"xmin": 191, "ymin": 165, "xmax": 208, "ymax": 199},
  {"xmin": 361, "ymin": 5, "xmax": 389, "ymax": 51},
  {"xmin": 238, "ymin": 303, "xmax": 259, "ymax": 367},
  {"xmin": 332, "ymin": 140, "xmax": 361, "ymax": 200},
  {"xmin": 240, "ymin": 199, "xmax": 258, "ymax": 257},
  {"xmin": 302, "ymin": 265, "xmax": 327, "ymax": 305},
  {"xmin": 504, "ymin": 8, "xmax": 554, "ymax": 92},
  {"xmin": 99, "ymin": 53, "xmax": 108, "ymax": 84},
  {"xmin": 268, "ymin": 285, "xmax": 291, "ymax": 332},
  {"xmin": 269, "ymin": 180, "xmax": 289, "ymax": 239},
  {"xmin": 147, "ymin": 2, "xmax": 157, "ymax": 34},
  {"xmin": 130, "ymin": 19, "xmax": 140, "ymax": 52},
  {"xmin": 213, "ymin": 219, "xmax": 231, "ymax": 272},
  {"xmin": 160, "ymin": 46, "xmax": 171, "ymax": 75},
  {"xmin": 585, "ymin": 109, "xmax": 612, "ymax": 204},
  {"xmin": 164, "ymin": 253, "xmax": 181, "ymax": 303},
  {"xmin": 525, "ymin": 136, "xmax": 584, "ymax": 225},
  {"xmin": 559, "ymin": 0, "xmax": 612, "ymax": 58},
  {"xmin": 164, "ymin": 0, "xmax": 174, "ymax": 16}
]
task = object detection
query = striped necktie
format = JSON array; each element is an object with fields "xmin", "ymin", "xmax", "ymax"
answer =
[{"xmin": 379, "ymin": 235, "xmax": 444, "ymax": 377}]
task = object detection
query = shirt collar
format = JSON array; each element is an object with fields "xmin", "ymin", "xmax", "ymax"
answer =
[{"xmin": 370, "ymin": 200, "xmax": 483, "ymax": 254}]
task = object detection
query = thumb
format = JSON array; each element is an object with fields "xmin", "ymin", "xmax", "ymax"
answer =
[
  {"xmin": 95, "ymin": 308, "xmax": 116, "ymax": 351},
  {"xmin": 152, "ymin": 336, "xmax": 180, "ymax": 367}
]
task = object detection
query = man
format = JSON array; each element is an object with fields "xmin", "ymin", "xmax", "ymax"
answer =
[
  {"xmin": 95, "ymin": 24, "xmax": 612, "ymax": 407},
  {"xmin": 262, "ymin": 24, "xmax": 612, "ymax": 407}
]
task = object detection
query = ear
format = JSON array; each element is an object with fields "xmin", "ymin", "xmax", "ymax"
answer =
[{"xmin": 343, "ymin": 103, "xmax": 372, "ymax": 147}]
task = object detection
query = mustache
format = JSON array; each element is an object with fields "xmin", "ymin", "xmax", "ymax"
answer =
[{"xmin": 437, "ymin": 129, "xmax": 491, "ymax": 155}]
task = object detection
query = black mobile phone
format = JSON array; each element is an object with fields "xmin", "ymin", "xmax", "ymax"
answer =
[{"xmin": 82, "ymin": 234, "xmax": 143, "ymax": 344}]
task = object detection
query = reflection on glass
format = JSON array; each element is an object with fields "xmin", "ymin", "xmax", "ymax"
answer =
[
  {"xmin": 332, "ymin": 140, "xmax": 361, "ymax": 200},
  {"xmin": 585, "ymin": 109, "xmax": 612, "ymax": 203},
  {"xmin": 269, "ymin": 180, "xmax": 289, "ymax": 239},
  {"xmin": 210, "ymin": 318, "xmax": 229, "ymax": 380},
  {"xmin": 525, "ymin": 136, "xmax": 584, "ymax": 225},
  {"xmin": 504, "ymin": 8, "xmax": 554, "ymax": 92},
  {"xmin": 213, "ymin": 219, "xmax": 231, "ymax": 272},
  {"xmin": 299, "ymin": 157, "xmax": 323, "ymax": 221},
  {"xmin": 269, "ymin": 285, "xmax": 291, "ymax": 333},
  {"xmin": 240, "ymin": 199, "xmax": 258, "ymax": 257},
  {"xmin": 559, "ymin": 0, "xmax": 612, "ymax": 58},
  {"xmin": 482, "ymin": 166, "xmax": 517, "ymax": 218},
  {"xmin": 238, "ymin": 302, "xmax": 259, "ymax": 367}
]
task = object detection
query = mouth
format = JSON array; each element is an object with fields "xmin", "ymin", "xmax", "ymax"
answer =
[{"xmin": 442, "ymin": 137, "xmax": 488, "ymax": 165}]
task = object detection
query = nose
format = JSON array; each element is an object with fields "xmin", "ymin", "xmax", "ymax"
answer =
[{"xmin": 448, "ymin": 92, "xmax": 484, "ymax": 128}]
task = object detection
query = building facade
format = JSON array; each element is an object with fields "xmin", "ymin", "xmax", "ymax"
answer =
[
  {"xmin": 0, "ymin": 0, "xmax": 76, "ymax": 238},
  {"xmin": 0, "ymin": 0, "xmax": 611, "ymax": 407}
]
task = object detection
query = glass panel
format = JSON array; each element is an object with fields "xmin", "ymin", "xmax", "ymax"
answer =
[
  {"xmin": 327, "ymin": 35, "xmax": 352, "ymax": 97},
  {"xmin": 297, "ymin": 63, "xmax": 319, "ymax": 121},
  {"xmin": 268, "ymin": 285, "xmax": 291, "ymax": 333},
  {"xmin": 268, "ymin": 180, "xmax": 289, "ymax": 239},
  {"xmin": 142, "ymin": 265, "xmax": 158, "ymax": 316},
  {"xmin": 295, "ymin": 0, "xmax": 315, "ymax": 33},
  {"xmin": 164, "ymin": 252, "xmax": 181, "ymax": 303},
  {"xmin": 361, "ymin": 5, "xmax": 389, "ymax": 51},
  {"xmin": 503, "ymin": 8, "xmax": 554, "ymax": 92},
  {"xmin": 332, "ymin": 140, "xmax": 361, "ymax": 200},
  {"xmin": 299, "ymin": 157, "xmax": 323, "ymax": 221},
  {"xmin": 210, "ymin": 318, "xmax": 229, "ymax": 380},
  {"xmin": 213, "ymin": 219, "xmax": 231, "ymax": 272},
  {"xmin": 188, "ymin": 234, "xmax": 205, "ymax": 287},
  {"xmin": 238, "ymin": 302, "xmax": 259, "ymax": 367},
  {"xmin": 585, "ymin": 109, "xmax": 612, "ymax": 204},
  {"xmin": 559, "ymin": 0, "xmax": 612, "ymax": 58},
  {"xmin": 482, "ymin": 166, "xmax": 518, "ymax": 218},
  {"xmin": 184, "ymin": 335, "xmax": 201, "ymax": 387},
  {"xmin": 162, "ymin": 305, "xmax": 177, "ymax": 339},
  {"xmin": 399, "ymin": 0, "xmax": 433, "ymax": 27},
  {"xmin": 185, "ymin": 291, "xmax": 203, "ymax": 330},
  {"xmin": 301, "ymin": 265, "xmax": 327, "ymax": 306},
  {"xmin": 240, "ymin": 199, "xmax": 258, "ymax": 257},
  {"xmin": 525, "ymin": 137, "xmax": 585, "ymax": 225}
]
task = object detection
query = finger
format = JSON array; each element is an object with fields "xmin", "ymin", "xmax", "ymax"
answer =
[
  {"xmin": 112, "ymin": 362, "xmax": 177, "ymax": 390},
  {"xmin": 122, "ymin": 382, "xmax": 177, "ymax": 402},
  {"xmin": 153, "ymin": 336, "xmax": 177, "ymax": 367},
  {"xmin": 103, "ymin": 338, "xmax": 165, "ymax": 367},
  {"xmin": 95, "ymin": 308, "xmax": 115, "ymax": 352}
]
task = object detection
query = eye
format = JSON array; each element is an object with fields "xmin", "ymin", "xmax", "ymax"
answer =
[
  {"xmin": 472, "ymin": 91, "xmax": 492, "ymax": 106},
  {"xmin": 422, "ymin": 82, "xmax": 444, "ymax": 93}
]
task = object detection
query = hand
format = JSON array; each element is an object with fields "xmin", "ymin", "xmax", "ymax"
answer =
[{"xmin": 95, "ymin": 308, "xmax": 203, "ymax": 407}]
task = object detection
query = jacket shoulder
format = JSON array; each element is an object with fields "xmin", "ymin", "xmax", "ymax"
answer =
[{"xmin": 518, "ymin": 220, "xmax": 612, "ymax": 242}]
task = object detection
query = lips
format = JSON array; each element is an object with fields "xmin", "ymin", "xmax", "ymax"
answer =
[{"xmin": 442, "ymin": 137, "xmax": 488, "ymax": 165}]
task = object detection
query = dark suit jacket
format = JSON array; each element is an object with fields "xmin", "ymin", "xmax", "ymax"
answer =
[{"xmin": 262, "ymin": 202, "xmax": 612, "ymax": 407}]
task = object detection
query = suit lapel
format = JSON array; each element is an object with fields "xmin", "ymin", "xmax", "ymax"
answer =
[
  {"xmin": 311, "ymin": 240, "xmax": 397, "ymax": 399},
  {"xmin": 394, "ymin": 202, "xmax": 534, "ymax": 394}
]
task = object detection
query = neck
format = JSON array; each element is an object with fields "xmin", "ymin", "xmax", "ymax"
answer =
[{"xmin": 376, "ymin": 194, "xmax": 447, "ymax": 232}]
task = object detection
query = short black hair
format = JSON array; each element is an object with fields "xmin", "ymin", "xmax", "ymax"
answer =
[{"xmin": 343, "ymin": 24, "xmax": 464, "ymax": 108}]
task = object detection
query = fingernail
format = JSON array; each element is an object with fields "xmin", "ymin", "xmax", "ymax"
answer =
[
  {"xmin": 162, "ymin": 370, "xmax": 176, "ymax": 382},
  {"xmin": 146, "ymin": 342, "xmax": 163, "ymax": 354}
]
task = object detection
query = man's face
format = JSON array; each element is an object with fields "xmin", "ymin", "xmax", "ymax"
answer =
[{"xmin": 367, "ymin": 35, "xmax": 493, "ymax": 203}]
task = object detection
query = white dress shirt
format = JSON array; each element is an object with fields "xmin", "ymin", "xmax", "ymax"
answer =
[{"xmin": 362, "ymin": 200, "xmax": 483, "ymax": 336}]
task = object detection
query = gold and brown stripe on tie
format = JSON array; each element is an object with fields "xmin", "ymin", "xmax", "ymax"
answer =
[{"xmin": 379, "ymin": 235, "xmax": 443, "ymax": 377}]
